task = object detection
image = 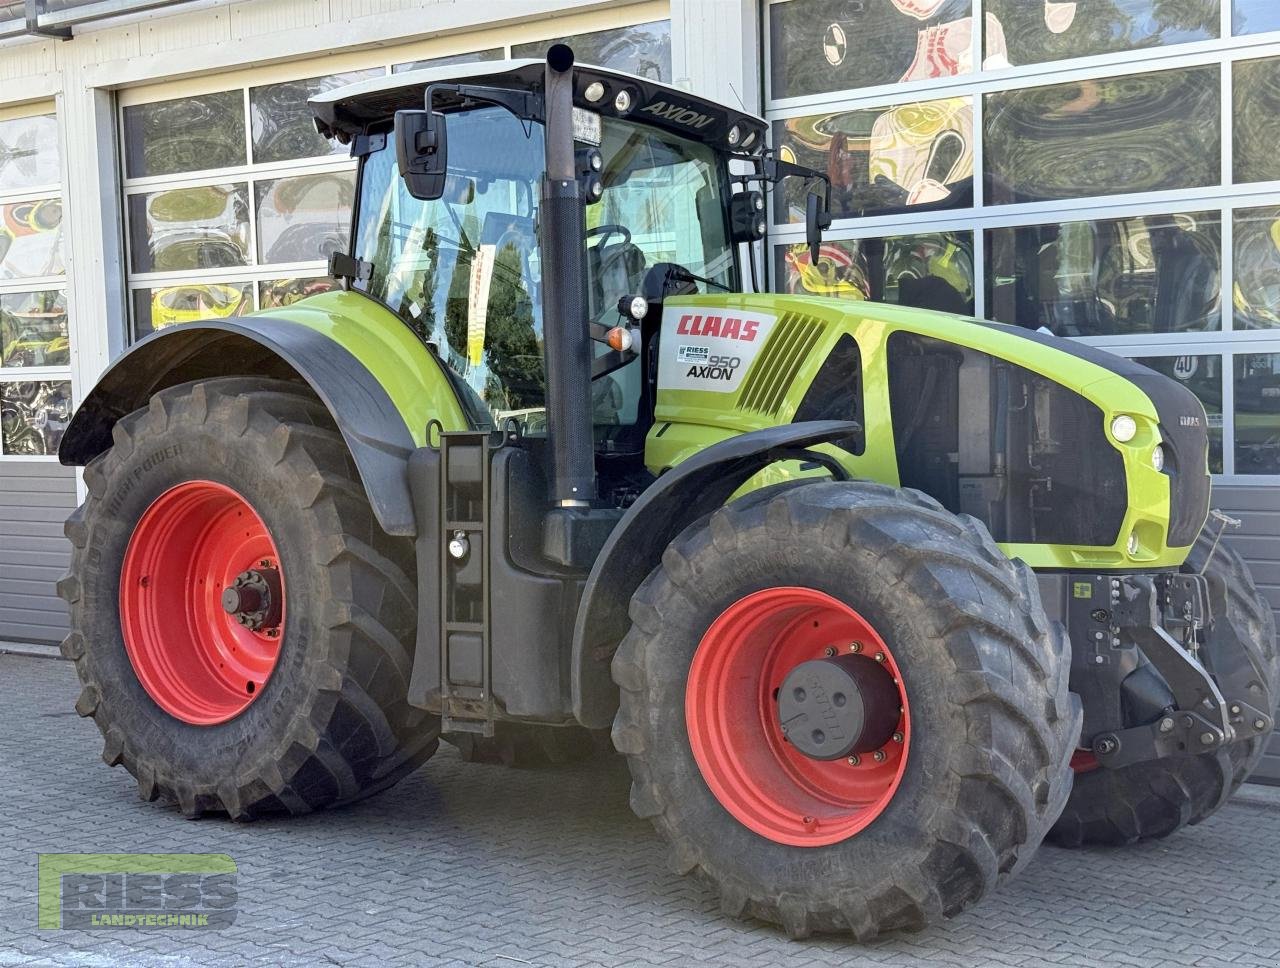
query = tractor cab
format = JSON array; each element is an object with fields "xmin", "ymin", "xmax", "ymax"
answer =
[{"xmin": 311, "ymin": 55, "xmax": 772, "ymax": 472}]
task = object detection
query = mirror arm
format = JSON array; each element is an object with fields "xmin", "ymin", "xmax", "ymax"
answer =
[{"xmin": 425, "ymin": 82, "xmax": 544, "ymax": 125}]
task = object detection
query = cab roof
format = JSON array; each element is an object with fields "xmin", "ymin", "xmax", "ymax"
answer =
[{"xmin": 309, "ymin": 57, "xmax": 768, "ymax": 154}]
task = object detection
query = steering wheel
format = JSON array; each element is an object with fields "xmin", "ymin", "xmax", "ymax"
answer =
[{"xmin": 586, "ymin": 223, "xmax": 631, "ymax": 249}]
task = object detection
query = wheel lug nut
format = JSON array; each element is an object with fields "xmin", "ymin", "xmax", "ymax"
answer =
[
  {"xmin": 849, "ymin": 642, "xmax": 862, "ymax": 653},
  {"xmin": 874, "ymin": 652, "xmax": 885, "ymax": 663},
  {"xmin": 892, "ymin": 731, "xmax": 904, "ymax": 744},
  {"xmin": 873, "ymin": 750, "xmax": 887, "ymax": 762},
  {"xmin": 823, "ymin": 646, "xmax": 836, "ymax": 657},
  {"xmin": 847, "ymin": 754, "xmax": 860, "ymax": 766}
]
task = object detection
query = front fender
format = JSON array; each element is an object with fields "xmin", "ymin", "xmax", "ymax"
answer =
[
  {"xmin": 570, "ymin": 419, "xmax": 860, "ymax": 729},
  {"xmin": 60, "ymin": 293, "xmax": 473, "ymax": 536}
]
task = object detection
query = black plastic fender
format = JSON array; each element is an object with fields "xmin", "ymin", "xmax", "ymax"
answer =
[
  {"xmin": 570, "ymin": 419, "xmax": 860, "ymax": 729},
  {"xmin": 58, "ymin": 318, "xmax": 438, "ymax": 536}
]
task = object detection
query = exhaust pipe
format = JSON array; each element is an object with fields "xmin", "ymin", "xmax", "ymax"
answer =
[{"xmin": 539, "ymin": 44, "xmax": 596, "ymax": 507}]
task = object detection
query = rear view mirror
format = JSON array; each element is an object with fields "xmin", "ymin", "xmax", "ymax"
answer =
[
  {"xmin": 395, "ymin": 109, "xmax": 447, "ymax": 201},
  {"xmin": 806, "ymin": 191, "xmax": 831, "ymax": 266}
]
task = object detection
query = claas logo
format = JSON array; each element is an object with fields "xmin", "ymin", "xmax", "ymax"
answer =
[{"xmin": 675, "ymin": 314, "xmax": 761, "ymax": 342}]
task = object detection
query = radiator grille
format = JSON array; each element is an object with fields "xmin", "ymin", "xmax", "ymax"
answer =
[{"xmin": 738, "ymin": 313, "xmax": 825, "ymax": 416}]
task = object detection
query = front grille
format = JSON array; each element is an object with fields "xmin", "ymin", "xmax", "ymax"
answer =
[
  {"xmin": 738, "ymin": 312, "xmax": 825, "ymax": 416},
  {"xmin": 1159, "ymin": 407, "xmax": 1211, "ymax": 547}
]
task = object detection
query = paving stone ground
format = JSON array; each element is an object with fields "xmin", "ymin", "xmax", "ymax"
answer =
[{"xmin": 2, "ymin": 652, "xmax": 1279, "ymax": 967}]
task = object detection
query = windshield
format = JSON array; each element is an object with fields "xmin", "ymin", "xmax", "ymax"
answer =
[{"xmin": 352, "ymin": 106, "xmax": 735, "ymax": 431}]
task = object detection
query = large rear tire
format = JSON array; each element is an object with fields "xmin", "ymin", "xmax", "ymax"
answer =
[
  {"xmin": 1050, "ymin": 524, "xmax": 1279, "ymax": 847},
  {"xmin": 611, "ymin": 481, "xmax": 1079, "ymax": 939},
  {"xmin": 58, "ymin": 378, "xmax": 439, "ymax": 818}
]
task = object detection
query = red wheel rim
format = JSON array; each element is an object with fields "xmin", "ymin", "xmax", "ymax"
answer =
[
  {"xmin": 120, "ymin": 481, "xmax": 286, "ymax": 725},
  {"xmin": 685, "ymin": 587, "xmax": 909, "ymax": 847}
]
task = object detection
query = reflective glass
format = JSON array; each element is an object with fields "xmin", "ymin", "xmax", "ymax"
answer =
[
  {"xmin": 512, "ymin": 20, "xmax": 671, "ymax": 81},
  {"xmin": 1235, "ymin": 0, "xmax": 1280, "ymax": 34},
  {"xmin": 1131, "ymin": 354, "xmax": 1224, "ymax": 473},
  {"xmin": 1234, "ymin": 56, "xmax": 1280, "ymax": 184},
  {"xmin": 131, "ymin": 281, "xmax": 252, "ymax": 339},
  {"xmin": 393, "ymin": 49, "xmax": 503, "ymax": 73},
  {"xmin": 0, "ymin": 379, "xmax": 71, "ymax": 456},
  {"xmin": 255, "ymin": 171, "xmax": 355, "ymax": 265},
  {"xmin": 1234, "ymin": 206, "xmax": 1280, "ymax": 329},
  {"xmin": 984, "ymin": 66, "xmax": 1220, "ymax": 205},
  {"xmin": 0, "ymin": 114, "xmax": 60, "ymax": 193},
  {"xmin": 776, "ymin": 232, "xmax": 974, "ymax": 314},
  {"xmin": 128, "ymin": 184, "xmax": 250, "ymax": 274},
  {"xmin": 251, "ymin": 69, "xmax": 382, "ymax": 164},
  {"xmin": 774, "ymin": 97, "xmax": 972, "ymax": 223},
  {"xmin": 1235, "ymin": 353, "xmax": 1280, "ymax": 474},
  {"xmin": 986, "ymin": 211, "xmax": 1221, "ymax": 336},
  {"xmin": 259, "ymin": 276, "xmax": 337, "ymax": 308},
  {"xmin": 122, "ymin": 92, "xmax": 246, "ymax": 179},
  {"xmin": 985, "ymin": 0, "xmax": 1217, "ymax": 67},
  {"xmin": 1, "ymin": 290, "xmax": 68, "ymax": 367},
  {"xmin": 0, "ymin": 197, "xmax": 63, "ymax": 279},
  {"xmin": 769, "ymin": 0, "xmax": 973, "ymax": 100}
]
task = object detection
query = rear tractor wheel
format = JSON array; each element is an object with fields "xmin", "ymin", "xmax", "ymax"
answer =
[
  {"xmin": 58, "ymin": 378, "xmax": 439, "ymax": 818},
  {"xmin": 612, "ymin": 481, "xmax": 1080, "ymax": 939}
]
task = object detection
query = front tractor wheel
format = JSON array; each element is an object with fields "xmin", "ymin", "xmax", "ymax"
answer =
[
  {"xmin": 612, "ymin": 482, "xmax": 1080, "ymax": 939},
  {"xmin": 59, "ymin": 378, "xmax": 439, "ymax": 818}
]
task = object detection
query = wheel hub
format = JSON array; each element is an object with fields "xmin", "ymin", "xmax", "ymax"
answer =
[
  {"xmin": 221, "ymin": 567, "xmax": 282, "ymax": 632},
  {"xmin": 776, "ymin": 654, "xmax": 900, "ymax": 761}
]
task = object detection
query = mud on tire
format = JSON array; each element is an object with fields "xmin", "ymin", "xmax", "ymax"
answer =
[
  {"xmin": 58, "ymin": 377, "xmax": 439, "ymax": 818},
  {"xmin": 1050, "ymin": 524, "xmax": 1280, "ymax": 847},
  {"xmin": 611, "ymin": 481, "xmax": 1080, "ymax": 939}
]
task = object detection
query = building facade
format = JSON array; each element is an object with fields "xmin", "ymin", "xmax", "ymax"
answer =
[{"xmin": 0, "ymin": 0, "xmax": 1276, "ymax": 779}]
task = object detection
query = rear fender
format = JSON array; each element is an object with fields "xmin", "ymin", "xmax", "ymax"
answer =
[{"xmin": 60, "ymin": 292, "xmax": 474, "ymax": 536}]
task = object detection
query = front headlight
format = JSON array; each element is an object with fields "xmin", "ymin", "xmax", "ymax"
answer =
[
  {"xmin": 1111, "ymin": 414, "xmax": 1138, "ymax": 442},
  {"xmin": 1151, "ymin": 444, "xmax": 1166, "ymax": 472}
]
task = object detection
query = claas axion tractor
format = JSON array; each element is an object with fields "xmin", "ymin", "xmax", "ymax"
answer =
[{"xmin": 57, "ymin": 47, "xmax": 1278, "ymax": 938}]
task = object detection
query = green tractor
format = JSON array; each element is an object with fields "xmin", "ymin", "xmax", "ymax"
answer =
[{"xmin": 57, "ymin": 47, "xmax": 1278, "ymax": 939}]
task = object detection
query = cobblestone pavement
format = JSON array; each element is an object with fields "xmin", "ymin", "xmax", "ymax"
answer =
[{"xmin": 2, "ymin": 652, "xmax": 1279, "ymax": 967}]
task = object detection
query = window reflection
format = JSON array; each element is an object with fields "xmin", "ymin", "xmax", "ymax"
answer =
[
  {"xmin": 1234, "ymin": 56, "xmax": 1280, "ymax": 184},
  {"xmin": 1235, "ymin": 0, "xmax": 1280, "ymax": 34},
  {"xmin": 255, "ymin": 172, "xmax": 355, "ymax": 265},
  {"xmin": 985, "ymin": 0, "xmax": 1217, "ymax": 67},
  {"xmin": 1, "ymin": 290, "xmax": 68, "ymax": 367},
  {"xmin": 770, "ymin": 0, "xmax": 977, "ymax": 100},
  {"xmin": 0, "ymin": 379, "xmax": 71, "ymax": 456},
  {"xmin": 131, "ymin": 282, "xmax": 251, "ymax": 339},
  {"xmin": 0, "ymin": 197, "xmax": 63, "ymax": 279},
  {"xmin": 984, "ymin": 67, "xmax": 1219, "ymax": 205},
  {"xmin": 259, "ymin": 277, "xmax": 336, "ymax": 309},
  {"xmin": 1132, "ymin": 355, "xmax": 1224, "ymax": 473},
  {"xmin": 0, "ymin": 114, "xmax": 59, "ymax": 192},
  {"xmin": 778, "ymin": 232, "xmax": 974, "ymax": 315},
  {"xmin": 1232, "ymin": 206, "xmax": 1280, "ymax": 329},
  {"xmin": 774, "ymin": 97, "xmax": 973, "ymax": 223},
  {"xmin": 250, "ymin": 69, "xmax": 382, "ymax": 164},
  {"xmin": 122, "ymin": 92, "xmax": 245, "ymax": 179},
  {"xmin": 986, "ymin": 211, "xmax": 1221, "ymax": 336},
  {"xmin": 128, "ymin": 184, "xmax": 250, "ymax": 274},
  {"xmin": 512, "ymin": 20, "xmax": 671, "ymax": 81},
  {"xmin": 394, "ymin": 49, "xmax": 503, "ymax": 73},
  {"xmin": 1235, "ymin": 354, "xmax": 1280, "ymax": 474}
]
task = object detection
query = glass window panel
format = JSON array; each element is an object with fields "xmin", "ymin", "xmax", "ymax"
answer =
[
  {"xmin": 0, "ymin": 114, "xmax": 60, "ymax": 193},
  {"xmin": 984, "ymin": 66, "xmax": 1220, "ymax": 206},
  {"xmin": 251, "ymin": 69, "xmax": 383, "ymax": 164},
  {"xmin": 776, "ymin": 232, "xmax": 974, "ymax": 314},
  {"xmin": 127, "ymin": 184, "xmax": 250, "ymax": 274},
  {"xmin": 985, "ymin": 0, "xmax": 1218, "ymax": 68},
  {"xmin": 986, "ymin": 211, "xmax": 1221, "ymax": 336},
  {"xmin": 122, "ymin": 92, "xmax": 246, "ymax": 179},
  {"xmin": 258, "ymin": 276, "xmax": 337, "ymax": 308},
  {"xmin": 1131, "ymin": 354, "xmax": 1224, "ymax": 473},
  {"xmin": 393, "ymin": 49, "xmax": 504, "ymax": 73},
  {"xmin": 0, "ymin": 379, "xmax": 71, "ymax": 456},
  {"xmin": 1235, "ymin": 0, "xmax": 1280, "ymax": 34},
  {"xmin": 1235, "ymin": 353, "xmax": 1280, "ymax": 474},
  {"xmin": 512, "ymin": 20, "xmax": 671, "ymax": 82},
  {"xmin": 1234, "ymin": 206, "xmax": 1280, "ymax": 329},
  {"xmin": 1234, "ymin": 56, "xmax": 1280, "ymax": 184},
  {"xmin": 769, "ymin": 0, "xmax": 973, "ymax": 100},
  {"xmin": 131, "ymin": 281, "xmax": 252, "ymax": 339},
  {"xmin": 1, "ymin": 290, "xmax": 68, "ymax": 367},
  {"xmin": 774, "ymin": 97, "xmax": 972, "ymax": 224},
  {"xmin": 255, "ymin": 171, "xmax": 355, "ymax": 265},
  {"xmin": 0, "ymin": 197, "xmax": 63, "ymax": 279}
]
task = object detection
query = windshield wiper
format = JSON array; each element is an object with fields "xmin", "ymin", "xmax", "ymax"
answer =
[{"xmin": 665, "ymin": 266, "xmax": 731, "ymax": 293}]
